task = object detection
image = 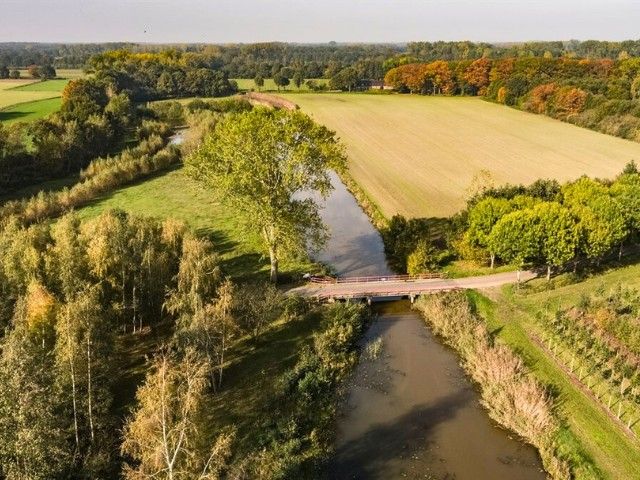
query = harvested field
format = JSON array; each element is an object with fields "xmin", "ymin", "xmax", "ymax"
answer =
[{"xmin": 282, "ymin": 93, "xmax": 640, "ymax": 218}]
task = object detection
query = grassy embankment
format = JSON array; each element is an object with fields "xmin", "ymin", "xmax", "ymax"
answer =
[
  {"xmin": 282, "ymin": 93, "xmax": 640, "ymax": 218},
  {"xmin": 468, "ymin": 265, "xmax": 640, "ymax": 480}
]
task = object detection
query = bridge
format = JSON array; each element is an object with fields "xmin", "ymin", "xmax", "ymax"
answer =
[{"xmin": 288, "ymin": 270, "xmax": 536, "ymax": 303}]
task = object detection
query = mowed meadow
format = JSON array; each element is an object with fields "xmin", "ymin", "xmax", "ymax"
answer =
[
  {"xmin": 0, "ymin": 71, "xmax": 81, "ymax": 124},
  {"xmin": 282, "ymin": 93, "xmax": 640, "ymax": 218}
]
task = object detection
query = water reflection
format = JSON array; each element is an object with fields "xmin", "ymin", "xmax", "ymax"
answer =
[{"xmin": 311, "ymin": 171, "xmax": 393, "ymax": 277}]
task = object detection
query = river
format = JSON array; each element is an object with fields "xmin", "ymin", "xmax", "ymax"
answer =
[{"xmin": 315, "ymin": 174, "xmax": 545, "ymax": 479}]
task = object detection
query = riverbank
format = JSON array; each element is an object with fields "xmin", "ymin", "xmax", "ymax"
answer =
[{"xmin": 414, "ymin": 292, "xmax": 601, "ymax": 479}]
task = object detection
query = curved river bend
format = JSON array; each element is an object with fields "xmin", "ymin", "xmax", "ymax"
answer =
[{"xmin": 313, "ymin": 173, "xmax": 544, "ymax": 480}]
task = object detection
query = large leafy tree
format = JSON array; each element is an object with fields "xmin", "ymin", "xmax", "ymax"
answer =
[
  {"xmin": 465, "ymin": 197, "xmax": 513, "ymax": 268},
  {"xmin": 531, "ymin": 202, "xmax": 578, "ymax": 280},
  {"xmin": 187, "ymin": 108, "xmax": 346, "ymax": 282},
  {"xmin": 488, "ymin": 209, "xmax": 538, "ymax": 282}
]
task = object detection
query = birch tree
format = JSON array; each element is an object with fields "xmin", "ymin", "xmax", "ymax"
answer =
[{"xmin": 121, "ymin": 350, "xmax": 234, "ymax": 480}]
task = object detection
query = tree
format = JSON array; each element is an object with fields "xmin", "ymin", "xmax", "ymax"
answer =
[
  {"xmin": 46, "ymin": 213, "xmax": 89, "ymax": 301},
  {"xmin": 621, "ymin": 159, "xmax": 638, "ymax": 175},
  {"xmin": 165, "ymin": 235, "xmax": 220, "ymax": 318},
  {"xmin": 60, "ymin": 78, "xmax": 109, "ymax": 122},
  {"xmin": 488, "ymin": 210, "xmax": 538, "ymax": 282},
  {"xmin": 186, "ymin": 108, "xmax": 346, "ymax": 282},
  {"xmin": 573, "ymin": 198, "xmax": 628, "ymax": 262},
  {"xmin": 9, "ymin": 69, "xmax": 20, "ymax": 79},
  {"xmin": 292, "ymin": 71, "xmax": 304, "ymax": 90},
  {"xmin": 0, "ymin": 288, "xmax": 71, "ymax": 479},
  {"xmin": 40, "ymin": 64, "xmax": 56, "ymax": 79},
  {"xmin": 28, "ymin": 64, "xmax": 41, "ymax": 78},
  {"xmin": 466, "ymin": 197, "xmax": 512, "ymax": 267},
  {"xmin": 531, "ymin": 202, "xmax": 578, "ymax": 280},
  {"xmin": 611, "ymin": 172, "xmax": 640, "ymax": 235},
  {"xmin": 631, "ymin": 75, "xmax": 640, "ymax": 99},
  {"xmin": 253, "ymin": 74, "xmax": 264, "ymax": 91},
  {"xmin": 121, "ymin": 350, "xmax": 234, "ymax": 480},
  {"xmin": 407, "ymin": 240, "xmax": 439, "ymax": 275},
  {"xmin": 273, "ymin": 72, "xmax": 290, "ymax": 91},
  {"xmin": 463, "ymin": 58, "xmax": 492, "ymax": 95},
  {"xmin": 176, "ymin": 279, "xmax": 239, "ymax": 390},
  {"xmin": 54, "ymin": 286, "xmax": 115, "ymax": 471},
  {"xmin": 330, "ymin": 67, "xmax": 360, "ymax": 92},
  {"xmin": 0, "ymin": 65, "xmax": 9, "ymax": 79}
]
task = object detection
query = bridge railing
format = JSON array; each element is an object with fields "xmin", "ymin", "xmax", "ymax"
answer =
[{"xmin": 309, "ymin": 273, "xmax": 444, "ymax": 284}]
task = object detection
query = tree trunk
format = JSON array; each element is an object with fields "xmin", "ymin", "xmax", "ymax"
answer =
[
  {"xmin": 218, "ymin": 333, "xmax": 225, "ymax": 390},
  {"xmin": 68, "ymin": 345, "xmax": 79, "ymax": 451},
  {"xmin": 619, "ymin": 242, "xmax": 624, "ymax": 261},
  {"xmin": 269, "ymin": 246, "xmax": 278, "ymax": 283},
  {"xmin": 547, "ymin": 265, "xmax": 551, "ymax": 281},
  {"xmin": 490, "ymin": 253, "xmax": 495, "ymax": 269},
  {"xmin": 517, "ymin": 269, "xmax": 521, "ymax": 284},
  {"xmin": 86, "ymin": 334, "xmax": 95, "ymax": 442}
]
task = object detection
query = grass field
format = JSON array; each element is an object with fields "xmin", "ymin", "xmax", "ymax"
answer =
[
  {"xmin": 77, "ymin": 166, "xmax": 317, "ymax": 281},
  {"xmin": 11, "ymin": 79, "xmax": 70, "ymax": 92},
  {"xmin": 0, "ymin": 76, "xmax": 72, "ymax": 124},
  {"xmin": 0, "ymin": 79, "xmax": 59, "ymax": 110},
  {"xmin": 0, "ymin": 97, "xmax": 63, "ymax": 124},
  {"xmin": 469, "ymin": 265, "xmax": 640, "ymax": 480},
  {"xmin": 281, "ymin": 93, "xmax": 640, "ymax": 218},
  {"xmin": 233, "ymin": 78, "xmax": 327, "ymax": 91}
]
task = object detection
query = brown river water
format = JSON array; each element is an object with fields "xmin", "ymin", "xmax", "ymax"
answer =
[{"xmin": 313, "ymin": 174, "xmax": 545, "ymax": 479}]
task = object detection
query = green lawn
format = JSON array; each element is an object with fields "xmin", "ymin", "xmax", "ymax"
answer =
[
  {"xmin": 0, "ymin": 97, "xmax": 62, "ymax": 125},
  {"xmin": 233, "ymin": 78, "xmax": 327, "ymax": 92},
  {"xmin": 469, "ymin": 265, "xmax": 640, "ymax": 480},
  {"xmin": 76, "ymin": 166, "xmax": 317, "ymax": 282},
  {"xmin": 11, "ymin": 79, "xmax": 70, "ymax": 92},
  {"xmin": 0, "ymin": 74, "xmax": 80, "ymax": 124}
]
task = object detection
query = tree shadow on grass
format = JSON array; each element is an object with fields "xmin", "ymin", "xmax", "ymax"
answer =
[
  {"xmin": 328, "ymin": 389, "xmax": 472, "ymax": 480},
  {"xmin": 207, "ymin": 310, "xmax": 325, "ymax": 455},
  {"xmin": 0, "ymin": 110, "xmax": 30, "ymax": 122}
]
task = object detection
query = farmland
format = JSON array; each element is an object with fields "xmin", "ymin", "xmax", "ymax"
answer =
[
  {"xmin": 0, "ymin": 79, "xmax": 58, "ymax": 109},
  {"xmin": 281, "ymin": 93, "xmax": 640, "ymax": 218},
  {"xmin": 0, "ymin": 78, "xmax": 69, "ymax": 124},
  {"xmin": 469, "ymin": 262, "xmax": 640, "ymax": 480}
]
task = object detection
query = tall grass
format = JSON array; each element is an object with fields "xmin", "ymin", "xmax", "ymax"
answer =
[
  {"xmin": 0, "ymin": 135, "xmax": 179, "ymax": 225},
  {"xmin": 414, "ymin": 292, "xmax": 601, "ymax": 480}
]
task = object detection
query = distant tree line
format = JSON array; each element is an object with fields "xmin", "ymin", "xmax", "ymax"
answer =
[{"xmin": 7, "ymin": 40, "xmax": 640, "ymax": 82}]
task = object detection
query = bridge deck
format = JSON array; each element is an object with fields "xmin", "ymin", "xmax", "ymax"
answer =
[{"xmin": 288, "ymin": 271, "xmax": 536, "ymax": 301}]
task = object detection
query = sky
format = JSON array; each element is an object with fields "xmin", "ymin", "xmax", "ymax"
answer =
[{"xmin": 1, "ymin": 0, "xmax": 639, "ymax": 44}]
